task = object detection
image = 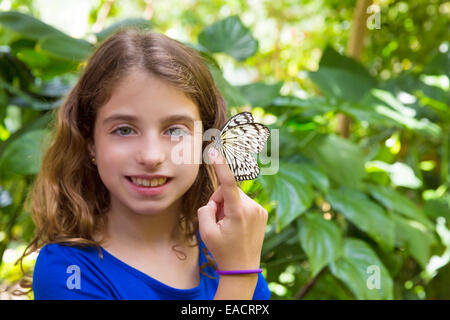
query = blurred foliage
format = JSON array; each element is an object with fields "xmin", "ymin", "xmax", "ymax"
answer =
[{"xmin": 0, "ymin": 0, "xmax": 449, "ymax": 300}]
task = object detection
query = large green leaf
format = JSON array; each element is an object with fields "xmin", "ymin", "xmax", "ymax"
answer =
[
  {"xmin": 298, "ymin": 212, "xmax": 344, "ymax": 277},
  {"xmin": 0, "ymin": 129, "xmax": 50, "ymax": 177},
  {"xmin": 269, "ymin": 95, "xmax": 336, "ymax": 118},
  {"xmin": 259, "ymin": 162, "xmax": 324, "ymax": 230},
  {"xmin": 424, "ymin": 197, "xmax": 450, "ymax": 228},
  {"xmin": 329, "ymin": 238, "xmax": 394, "ymax": 300},
  {"xmin": 0, "ymin": 78, "xmax": 61, "ymax": 110},
  {"xmin": 423, "ymin": 50, "xmax": 450, "ymax": 78},
  {"xmin": 262, "ymin": 225, "xmax": 297, "ymax": 257},
  {"xmin": 391, "ymin": 214, "xmax": 437, "ymax": 269},
  {"xmin": 0, "ymin": 11, "xmax": 65, "ymax": 40},
  {"xmin": 338, "ymin": 101, "xmax": 399, "ymax": 126},
  {"xmin": 308, "ymin": 46, "xmax": 377, "ymax": 102},
  {"xmin": 209, "ymin": 65, "xmax": 249, "ymax": 107},
  {"xmin": 39, "ymin": 35, "xmax": 93, "ymax": 61},
  {"xmin": 319, "ymin": 46, "xmax": 375, "ymax": 78},
  {"xmin": 198, "ymin": 15, "xmax": 258, "ymax": 61},
  {"xmin": 326, "ymin": 187, "xmax": 395, "ymax": 250},
  {"xmin": 263, "ymin": 173, "xmax": 312, "ymax": 231},
  {"xmin": 281, "ymin": 161, "xmax": 329, "ymax": 193},
  {"xmin": 301, "ymin": 134, "xmax": 366, "ymax": 188},
  {"xmin": 0, "ymin": 11, "xmax": 93, "ymax": 61},
  {"xmin": 235, "ymin": 81, "xmax": 283, "ymax": 107},
  {"xmin": 365, "ymin": 160, "xmax": 423, "ymax": 189},
  {"xmin": 367, "ymin": 183, "xmax": 434, "ymax": 229},
  {"xmin": 361, "ymin": 89, "xmax": 442, "ymax": 139},
  {"xmin": 0, "ymin": 49, "xmax": 34, "ymax": 89}
]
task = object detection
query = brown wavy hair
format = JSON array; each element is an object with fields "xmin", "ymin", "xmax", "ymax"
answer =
[{"xmin": 14, "ymin": 28, "xmax": 228, "ymax": 295}]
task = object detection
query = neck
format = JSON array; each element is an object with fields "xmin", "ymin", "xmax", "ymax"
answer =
[{"xmin": 97, "ymin": 197, "xmax": 188, "ymax": 251}]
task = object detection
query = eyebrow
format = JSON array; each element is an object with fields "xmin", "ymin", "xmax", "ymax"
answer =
[{"xmin": 102, "ymin": 113, "xmax": 196, "ymax": 127}]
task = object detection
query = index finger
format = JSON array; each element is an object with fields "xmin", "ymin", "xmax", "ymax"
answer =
[{"xmin": 208, "ymin": 146, "xmax": 240, "ymax": 204}]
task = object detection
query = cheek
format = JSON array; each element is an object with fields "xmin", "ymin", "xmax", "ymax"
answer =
[
  {"xmin": 95, "ymin": 139, "xmax": 130, "ymax": 184},
  {"xmin": 175, "ymin": 161, "xmax": 200, "ymax": 182},
  {"xmin": 169, "ymin": 134, "xmax": 203, "ymax": 165},
  {"xmin": 99, "ymin": 143, "xmax": 128, "ymax": 165}
]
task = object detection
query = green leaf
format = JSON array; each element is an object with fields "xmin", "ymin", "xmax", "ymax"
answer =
[
  {"xmin": 0, "ymin": 129, "xmax": 50, "ymax": 177},
  {"xmin": 308, "ymin": 46, "xmax": 376, "ymax": 102},
  {"xmin": 281, "ymin": 162, "xmax": 329, "ymax": 193},
  {"xmin": 259, "ymin": 162, "xmax": 317, "ymax": 230},
  {"xmin": 270, "ymin": 95, "xmax": 335, "ymax": 113},
  {"xmin": 329, "ymin": 238, "xmax": 394, "ymax": 300},
  {"xmin": 362, "ymin": 89, "xmax": 442, "ymax": 139},
  {"xmin": 39, "ymin": 35, "xmax": 93, "ymax": 61},
  {"xmin": 262, "ymin": 225, "xmax": 297, "ymax": 257},
  {"xmin": 326, "ymin": 187, "xmax": 395, "ymax": 250},
  {"xmin": 235, "ymin": 81, "xmax": 283, "ymax": 107},
  {"xmin": 391, "ymin": 214, "xmax": 437, "ymax": 269},
  {"xmin": 367, "ymin": 183, "xmax": 434, "ymax": 229},
  {"xmin": 0, "ymin": 11, "xmax": 66, "ymax": 40},
  {"xmin": 423, "ymin": 50, "xmax": 450, "ymax": 78},
  {"xmin": 0, "ymin": 49, "xmax": 34, "ymax": 89},
  {"xmin": 339, "ymin": 101, "xmax": 399, "ymax": 126},
  {"xmin": 0, "ymin": 11, "xmax": 93, "ymax": 61},
  {"xmin": 309, "ymin": 67, "xmax": 375, "ymax": 102},
  {"xmin": 320, "ymin": 46, "xmax": 375, "ymax": 78},
  {"xmin": 208, "ymin": 65, "xmax": 250, "ymax": 107},
  {"xmin": 198, "ymin": 15, "xmax": 258, "ymax": 61},
  {"xmin": 365, "ymin": 161, "xmax": 422, "ymax": 189},
  {"xmin": 424, "ymin": 197, "xmax": 450, "ymax": 228},
  {"xmin": 298, "ymin": 212, "xmax": 343, "ymax": 277},
  {"xmin": 301, "ymin": 134, "xmax": 366, "ymax": 188}
]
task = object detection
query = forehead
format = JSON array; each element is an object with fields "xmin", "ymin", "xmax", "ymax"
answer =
[{"xmin": 97, "ymin": 70, "xmax": 201, "ymax": 123}]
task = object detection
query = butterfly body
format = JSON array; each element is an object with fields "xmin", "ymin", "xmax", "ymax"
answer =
[{"xmin": 210, "ymin": 112, "xmax": 270, "ymax": 181}]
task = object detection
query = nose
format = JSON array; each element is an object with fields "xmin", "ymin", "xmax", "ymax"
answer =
[{"xmin": 136, "ymin": 133, "xmax": 166, "ymax": 169}]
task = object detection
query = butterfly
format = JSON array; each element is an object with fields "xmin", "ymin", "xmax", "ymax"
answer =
[{"xmin": 210, "ymin": 112, "xmax": 270, "ymax": 181}]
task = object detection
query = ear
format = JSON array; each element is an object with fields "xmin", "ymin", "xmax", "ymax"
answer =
[{"xmin": 87, "ymin": 138, "xmax": 96, "ymax": 157}]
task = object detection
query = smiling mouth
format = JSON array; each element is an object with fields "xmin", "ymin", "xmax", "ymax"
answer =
[{"xmin": 125, "ymin": 176, "xmax": 172, "ymax": 188}]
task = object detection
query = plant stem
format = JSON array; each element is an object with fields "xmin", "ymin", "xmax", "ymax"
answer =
[{"xmin": 295, "ymin": 267, "xmax": 327, "ymax": 299}]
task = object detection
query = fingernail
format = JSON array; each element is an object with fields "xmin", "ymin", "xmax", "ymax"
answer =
[{"xmin": 209, "ymin": 147, "xmax": 218, "ymax": 160}]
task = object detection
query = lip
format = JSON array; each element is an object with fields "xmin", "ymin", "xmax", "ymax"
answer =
[
  {"xmin": 125, "ymin": 176, "xmax": 172, "ymax": 196},
  {"xmin": 128, "ymin": 174, "xmax": 170, "ymax": 180}
]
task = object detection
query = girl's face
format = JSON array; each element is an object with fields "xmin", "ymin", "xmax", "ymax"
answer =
[{"xmin": 89, "ymin": 70, "xmax": 203, "ymax": 216}]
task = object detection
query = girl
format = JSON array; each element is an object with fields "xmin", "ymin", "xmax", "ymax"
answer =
[{"xmin": 17, "ymin": 29, "xmax": 270, "ymax": 300}]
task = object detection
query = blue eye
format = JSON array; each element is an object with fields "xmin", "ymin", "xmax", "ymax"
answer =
[
  {"xmin": 112, "ymin": 126, "xmax": 188, "ymax": 137},
  {"xmin": 167, "ymin": 127, "xmax": 189, "ymax": 137},
  {"xmin": 113, "ymin": 126, "xmax": 135, "ymax": 136}
]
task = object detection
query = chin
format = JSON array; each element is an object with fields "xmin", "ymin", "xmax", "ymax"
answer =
[{"xmin": 128, "ymin": 201, "xmax": 174, "ymax": 216}]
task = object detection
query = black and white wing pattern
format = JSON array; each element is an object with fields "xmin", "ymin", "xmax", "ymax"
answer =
[
  {"xmin": 212, "ymin": 112, "xmax": 270, "ymax": 181},
  {"xmin": 220, "ymin": 111, "xmax": 255, "ymax": 133}
]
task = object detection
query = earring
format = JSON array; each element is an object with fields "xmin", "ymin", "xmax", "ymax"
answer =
[{"xmin": 91, "ymin": 156, "xmax": 96, "ymax": 164}]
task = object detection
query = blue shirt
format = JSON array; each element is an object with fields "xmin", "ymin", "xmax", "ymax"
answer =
[{"xmin": 33, "ymin": 235, "xmax": 271, "ymax": 300}]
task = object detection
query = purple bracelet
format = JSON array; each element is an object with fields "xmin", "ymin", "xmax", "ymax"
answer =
[{"xmin": 216, "ymin": 268, "xmax": 263, "ymax": 275}]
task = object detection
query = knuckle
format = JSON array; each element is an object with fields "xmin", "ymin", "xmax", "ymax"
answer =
[
  {"xmin": 197, "ymin": 206, "xmax": 207, "ymax": 214},
  {"xmin": 257, "ymin": 205, "xmax": 268, "ymax": 220},
  {"xmin": 260, "ymin": 206, "xmax": 268, "ymax": 216}
]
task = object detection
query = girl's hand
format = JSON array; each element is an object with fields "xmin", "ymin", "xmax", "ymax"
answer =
[{"xmin": 197, "ymin": 147, "xmax": 268, "ymax": 271}]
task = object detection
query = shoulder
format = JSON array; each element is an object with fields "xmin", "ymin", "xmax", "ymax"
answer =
[
  {"xmin": 33, "ymin": 243, "xmax": 115, "ymax": 300},
  {"xmin": 34, "ymin": 243, "xmax": 101, "ymax": 274}
]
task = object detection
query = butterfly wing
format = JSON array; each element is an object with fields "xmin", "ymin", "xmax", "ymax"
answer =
[
  {"xmin": 222, "ymin": 146, "xmax": 260, "ymax": 181},
  {"xmin": 219, "ymin": 124, "xmax": 270, "ymax": 181},
  {"xmin": 211, "ymin": 112, "xmax": 270, "ymax": 181},
  {"xmin": 220, "ymin": 123, "xmax": 270, "ymax": 154},
  {"xmin": 220, "ymin": 112, "xmax": 254, "ymax": 134}
]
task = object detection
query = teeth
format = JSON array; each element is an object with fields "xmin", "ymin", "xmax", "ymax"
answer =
[{"xmin": 131, "ymin": 177, "xmax": 167, "ymax": 187}]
